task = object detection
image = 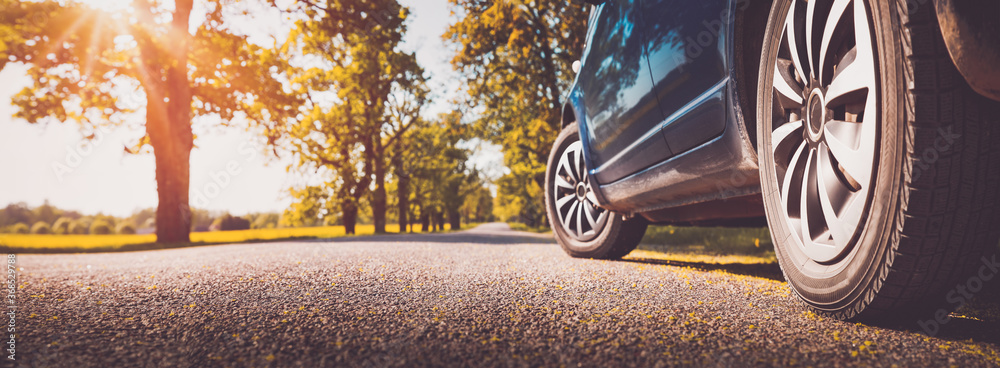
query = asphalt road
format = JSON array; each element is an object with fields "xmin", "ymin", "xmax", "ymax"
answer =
[{"xmin": 10, "ymin": 223, "xmax": 1000, "ymax": 367}]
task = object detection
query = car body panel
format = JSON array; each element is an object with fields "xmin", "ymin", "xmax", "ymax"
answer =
[
  {"xmin": 565, "ymin": 0, "xmax": 760, "ymax": 221},
  {"xmin": 578, "ymin": 1, "xmax": 671, "ymax": 184}
]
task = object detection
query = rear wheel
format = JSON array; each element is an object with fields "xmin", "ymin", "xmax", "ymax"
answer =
[
  {"xmin": 545, "ymin": 122, "xmax": 647, "ymax": 259},
  {"xmin": 757, "ymin": 0, "xmax": 1000, "ymax": 320}
]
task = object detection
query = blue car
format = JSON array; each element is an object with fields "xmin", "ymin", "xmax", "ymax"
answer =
[{"xmin": 546, "ymin": 0, "xmax": 1000, "ymax": 320}]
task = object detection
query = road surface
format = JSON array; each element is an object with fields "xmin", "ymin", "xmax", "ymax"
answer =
[{"xmin": 10, "ymin": 223, "xmax": 1000, "ymax": 367}]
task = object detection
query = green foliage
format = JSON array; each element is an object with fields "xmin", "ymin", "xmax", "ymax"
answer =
[
  {"xmin": 251, "ymin": 213, "xmax": 280, "ymax": 230},
  {"xmin": 395, "ymin": 112, "xmax": 487, "ymax": 231},
  {"xmin": 211, "ymin": 214, "xmax": 251, "ymax": 231},
  {"xmin": 281, "ymin": 187, "xmax": 330, "ymax": 228},
  {"xmin": 445, "ymin": 0, "xmax": 588, "ymax": 227},
  {"xmin": 640, "ymin": 226, "xmax": 774, "ymax": 255},
  {"xmin": 30, "ymin": 221, "xmax": 51, "ymax": 234},
  {"xmin": 116, "ymin": 223, "xmax": 136, "ymax": 235},
  {"xmin": 67, "ymin": 221, "xmax": 88, "ymax": 235},
  {"xmin": 9, "ymin": 223, "xmax": 29, "ymax": 234},
  {"xmin": 221, "ymin": 215, "xmax": 251, "ymax": 231},
  {"xmin": 89, "ymin": 220, "xmax": 112, "ymax": 235},
  {"xmin": 277, "ymin": 0, "xmax": 428, "ymax": 234},
  {"xmin": 0, "ymin": 203, "xmax": 35, "ymax": 229},
  {"xmin": 51, "ymin": 217, "xmax": 74, "ymax": 235},
  {"xmin": 460, "ymin": 185, "xmax": 494, "ymax": 224}
]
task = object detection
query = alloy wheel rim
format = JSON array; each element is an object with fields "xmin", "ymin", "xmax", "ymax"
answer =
[
  {"xmin": 553, "ymin": 140, "xmax": 608, "ymax": 242},
  {"xmin": 770, "ymin": 0, "xmax": 880, "ymax": 263}
]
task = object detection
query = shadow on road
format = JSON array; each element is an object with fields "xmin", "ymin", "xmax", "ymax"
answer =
[
  {"xmin": 617, "ymin": 257, "xmax": 786, "ymax": 282},
  {"xmin": 315, "ymin": 223, "xmax": 556, "ymax": 246},
  {"xmin": 320, "ymin": 232, "xmax": 556, "ymax": 245}
]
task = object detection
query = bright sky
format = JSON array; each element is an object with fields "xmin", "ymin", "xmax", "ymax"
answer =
[{"xmin": 0, "ymin": 0, "xmax": 500, "ymax": 218}]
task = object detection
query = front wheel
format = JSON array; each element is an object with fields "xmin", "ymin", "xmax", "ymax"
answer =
[
  {"xmin": 757, "ymin": 0, "xmax": 1000, "ymax": 321},
  {"xmin": 545, "ymin": 122, "xmax": 647, "ymax": 259}
]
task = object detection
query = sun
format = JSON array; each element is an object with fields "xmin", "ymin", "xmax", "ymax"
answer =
[{"xmin": 76, "ymin": 0, "xmax": 134, "ymax": 12}]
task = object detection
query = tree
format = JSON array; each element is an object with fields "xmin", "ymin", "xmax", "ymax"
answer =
[
  {"xmin": 116, "ymin": 223, "xmax": 137, "ymax": 235},
  {"xmin": 278, "ymin": 0, "xmax": 426, "ymax": 234},
  {"xmin": 89, "ymin": 219, "xmax": 112, "ymax": 235},
  {"xmin": 30, "ymin": 221, "xmax": 51, "ymax": 234},
  {"xmin": 400, "ymin": 112, "xmax": 482, "ymax": 231},
  {"xmin": 52, "ymin": 217, "xmax": 74, "ymax": 235},
  {"xmin": 9, "ymin": 223, "xmax": 29, "ymax": 234},
  {"xmin": 445, "ymin": 0, "xmax": 587, "ymax": 226},
  {"xmin": 281, "ymin": 186, "xmax": 329, "ymax": 228},
  {"xmin": 460, "ymin": 184, "xmax": 494, "ymax": 224},
  {"xmin": 0, "ymin": 0, "xmax": 297, "ymax": 242},
  {"xmin": 0, "ymin": 203, "xmax": 34, "ymax": 228}
]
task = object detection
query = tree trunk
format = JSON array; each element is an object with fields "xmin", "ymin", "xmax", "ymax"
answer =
[
  {"xmin": 371, "ymin": 139, "xmax": 387, "ymax": 234},
  {"xmin": 151, "ymin": 138, "xmax": 192, "ymax": 243},
  {"xmin": 147, "ymin": 0, "xmax": 194, "ymax": 244},
  {"xmin": 420, "ymin": 208, "xmax": 429, "ymax": 232},
  {"xmin": 434, "ymin": 211, "xmax": 445, "ymax": 232},
  {"xmin": 342, "ymin": 201, "xmax": 357, "ymax": 235},
  {"xmin": 396, "ymin": 174, "xmax": 409, "ymax": 233},
  {"xmin": 448, "ymin": 208, "xmax": 460, "ymax": 231}
]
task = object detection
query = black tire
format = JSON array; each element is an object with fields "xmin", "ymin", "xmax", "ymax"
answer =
[
  {"xmin": 545, "ymin": 122, "xmax": 648, "ymax": 259},
  {"xmin": 757, "ymin": 0, "xmax": 1000, "ymax": 321}
]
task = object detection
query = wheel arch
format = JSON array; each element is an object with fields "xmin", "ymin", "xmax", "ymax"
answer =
[
  {"xmin": 733, "ymin": 0, "xmax": 775, "ymax": 150},
  {"xmin": 561, "ymin": 101, "xmax": 577, "ymax": 128}
]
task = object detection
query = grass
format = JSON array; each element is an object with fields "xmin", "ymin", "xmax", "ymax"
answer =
[
  {"xmin": 505, "ymin": 221, "xmax": 776, "ymax": 265},
  {"xmin": 634, "ymin": 225, "xmax": 777, "ymax": 265},
  {"xmin": 1, "ymin": 224, "xmax": 408, "ymax": 253},
  {"xmin": 508, "ymin": 222, "xmax": 552, "ymax": 234}
]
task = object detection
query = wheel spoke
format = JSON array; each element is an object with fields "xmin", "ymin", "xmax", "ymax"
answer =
[
  {"xmin": 583, "ymin": 200, "xmax": 598, "ymax": 229},
  {"xmin": 799, "ymin": 149, "xmax": 818, "ymax": 243},
  {"xmin": 558, "ymin": 149, "xmax": 577, "ymax": 183},
  {"xmin": 780, "ymin": 141, "xmax": 808, "ymax": 217},
  {"xmin": 594, "ymin": 206, "xmax": 609, "ymax": 231},
  {"xmin": 817, "ymin": 147, "xmax": 850, "ymax": 246},
  {"xmin": 554, "ymin": 175, "xmax": 574, "ymax": 190},
  {"xmin": 824, "ymin": 120, "xmax": 860, "ymax": 148},
  {"xmin": 772, "ymin": 120, "xmax": 805, "ymax": 162},
  {"xmin": 783, "ymin": 0, "xmax": 809, "ymax": 82},
  {"xmin": 563, "ymin": 201, "xmax": 579, "ymax": 237},
  {"xmin": 818, "ymin": 0, "xmax": 852, "ymax": 83},
  {"xmin": 825, "ymin": 48, "xmax": 874, "ymax": 105},
  {"xmin": 774, "ymin": 61, "xmax": 804, "ymax": 108},
  {"xmin": 556, "ymin": 193, "xmax": 576, "ymax": 211},
  {"xmin": 805, "ymin": 0, "xmax": 818, "ymax": 79},
  {"xmin": 853, "ymin": 0, "xmax": 874, "ymax": 65},
  {"xmin": 575, "ymin": 200, "xmax": 585, "ymax": 236},
  {"xmin": 825, "ymin": 125, "xmax": 871, "ymax": 185}
]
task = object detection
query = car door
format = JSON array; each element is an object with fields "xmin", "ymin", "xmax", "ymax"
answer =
[
  {"xmin": 579, "ymin": 1, "xmax": 669, "ymax": 184},
  {"xmin": 640, "ymin": 0, "xmax": 730, "ymax": 154}
]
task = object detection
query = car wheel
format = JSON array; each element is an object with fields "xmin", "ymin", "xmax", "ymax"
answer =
[
  {"xmin": 757, "ymin": 0, "xmax": 1000, "ymax": 320},
  {"xmin": 545, "ymin": 122, "xmax": 647, "ymax": 259}
]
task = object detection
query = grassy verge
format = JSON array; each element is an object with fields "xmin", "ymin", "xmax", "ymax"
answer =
[
  {"xmin": 1, "ymin": 222, "xmax": 489, "ymax": 254},
  {"xmin": 508, "ymin": 222, "xmax": 552, "ymax": 234},
  {"xmin": 632, "ymin": 225, "xmax": 776, "ymax": 265},
  {"xmin": 0, "ymin": 224, "xmax": 411, "ymax": 253}
]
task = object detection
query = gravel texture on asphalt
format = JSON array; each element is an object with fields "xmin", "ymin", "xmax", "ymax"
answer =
[{"xmin": 9, "ymin": 223, "xmax": 1000, "ymax": 367}]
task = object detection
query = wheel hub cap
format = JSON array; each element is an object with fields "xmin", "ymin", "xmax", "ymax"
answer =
[
  {"xmin": 768, "ymin": 0, "xmax": 880, "ymax": 264},
  {"xmin": 806, "ymin": 88, "xmax": 826, "ymax": 142},
  {"xmin": 552, "ymin": 141, "xmax": 608, "ymax": 242}
]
